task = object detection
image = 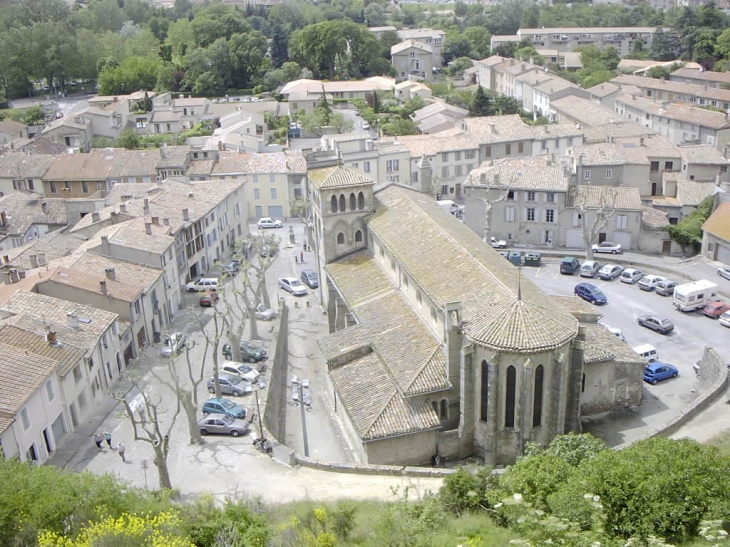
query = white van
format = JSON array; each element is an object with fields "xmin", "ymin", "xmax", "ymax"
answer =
[
  {"xmin": 437, "ymin": 200, "xmax": 464, "ymax": 217},
  {"xmin": 633, "ymin": 344, "xmax": 658, "ymax": 363}
]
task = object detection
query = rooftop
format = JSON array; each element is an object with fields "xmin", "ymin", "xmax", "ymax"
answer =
[
  {"xmin": 519, "ymin": 26, "xmax": 662, "ymax": 35},
  {"xmin": 612, "ymin": 74, "xmax": 730, "ymax": 104},
  {"xmin": 616, "ymin": 94, "xmax": 730, "ymax": 130},
  {"xmin": 43, "ymin": 152, "xmax": 115, "ymax": 181},
  {"xmin": 0, "ymin": 194, "xmax": 68, "ymax": 236},
  {"xmin": 42, "ymin": 266, "xmax": 143, "ymax": 303},
  {"xmin": 246, "ymin": 151, "xmax": 307, "ymax": 174},
  {"xmin": 702, "ymin": 202, "xmax": 730, "ymax": 241},
  {"xmin": 642, "ymin": 206, "xmax": 669, "ymax": 229},
  {"xmin": 582, "ymin": 323, "xmax": 645, "ymax": 365},
  {"xmin": 676, "ymin": 180, "xmax": 717, "ymax": 206},
  {"xmin": 571, "ymin": 137, "xmax": 679, "ymax": 166},
  {"xmin": 308, "ymin": 165, "xmax": 374, "ymax": 190},
  {"xmin": 678, "ymin": 145, "xmax": 730, "ymax": 166},
  {"xmin": 570, "ymin": 185, "xmax": 643, "ymax": 211},
  {"xmin": 671, "ymin": 68, "xmax": 730, "ymax": 85},
  {"xmin": 0, "ymin": 153, "xmax": 56, "ymax": 180},
  {"xmin": 551, "ymin": 96, "xmax": 620, "ymax": 126},
  {"xmin": 465, "ymin": 156, "xmax": 570, "ymax": 192},
  {"xmin": 71, "ymin": 252, "xmax": 163, "ymax": 292},
  {"xmin": 0, "ymin": 324, "xmax": 86, "ymax": 378},
  {"xmin": 391, "ymin": 39, "xmax": 434, "ymax": 55}
]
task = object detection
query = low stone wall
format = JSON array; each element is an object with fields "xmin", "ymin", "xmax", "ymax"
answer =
[
  {"xmin": 615, "ymin": 346, "xmax": 728, "ymax": 450},
  {"xmin": 264, "ymin": 302, "xmax": 289, "ymax": 440},
  {"xmin": 294, "ymin": 453, "xmax": 455, "ymax": 478}
]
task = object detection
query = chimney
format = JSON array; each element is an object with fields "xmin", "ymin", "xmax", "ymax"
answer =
[
  {"xmin": 120, "ymin": 203, "xmax": 127, "ymax": 213},
  {"xmin": 163, "ymin": 217, "xmax": 170, "ymax": 226},
  {"xmin": 37, "ymin": 253, "xmax": 45, "ymax": 266},
  {"xmin": 716, "ymin": 170, "xmax": 722, "ymax": 187},
  {"xmin": 544, "ymin": 125, "xmax": 550, "ymax": 134},
  {"xmin": 101, "ymin": 235, "xmax": 111, "ymax": 256},
  {"xmin": 3, "ymin": 255, "xmax": 9, "ymax": 263},
  {"xmin": 488, "ymin": 122, "xmax": 496, "ymax": 134},
  {"xmin": 46, "ymin": 331, "xmax": 57, "ymax": 345},
  {"xmin": 1, "ymin": 211, "xmax": 7, "ymax": 226},
  {"xmin": 640, "ymin": 137, "xmax": 645, "ymax": 146},
  {"xmin": 67, "ymin": 312, "xmax": 79, "ymax": 329},
  {"xmin": 188, "ymin": 191, "xmax": 194, "ymax": 198},
  {"xmin": 143, "ymin": 198, "xmax": 150, "ymax": 215},
  {"xmin": 100, "ymin": 280, "xmax": 108, "ymax": 294},
  {"xmin": 151, "ymin": 216, "xmax": 159, "ymax": 226},
  {"xmin": 41, "ymin": 202, "xmax": 48, "ymax": 214},
  {"xmin": 29, "ymin": 254, "xmax": 38, "ymax": 268},
  {"xmin": 91, "ymin": 211, "xmax": 100, "ymax": 222},
  {"xmin": 182, "ymin": 208, "xmax": 189, "ymax": 221},
  {"xmin": 145, "ymin": 222, "xmax": 152, "ymax": 235},
  {"xmin": 105, "ymin": 267, "xmax": 116, "ymax": 281}
]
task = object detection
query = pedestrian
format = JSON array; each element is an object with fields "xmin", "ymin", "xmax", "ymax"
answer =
[
  {"xmin": 117, "ymin": 442, "xmax": 126, "ymax": 462},
  {"xmin": 300, "ymin": 251, "xmax": 305, "ymax": 264},
  {"xmin": 94, "ymin": 432, "xmax": 103, "ymax": 450},
  {"xmin": 295, "ymin": 255, "xmax": 299, "ymax": 264},
  {"xmin": 138, "ymin": 406, "xmax": 146, "ymax": 425},
  {"xmin": 104, "ymin": 431, "xmax": 112, "ymax": 448}
]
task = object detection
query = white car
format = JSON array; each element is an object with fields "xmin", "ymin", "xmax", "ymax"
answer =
[
  {"xmin": 278, "ymin": 277, "xmax": 308, "ymax": 296},
  {"xmin": 638, "ymin": 275, "xmax": 665, "ymax": 291},
  {"xmin": 185, "ymin": 277, "xmax": 219, "ymax": 292},
  {"xmin": 160, "ymin": 332, "xmax": 186, "ymax": 357},
  {"xmin": 719, "ymin": 267, "xmax": 730, "ymax": 281},
  {"xmin": 221, "ymin": 362, "xmax": 261, "ymax": 383},
  {"xmin": 255, "ymin": 303, "xmax": 276, "ymax": 321},
  {"xmin": 490, "ymin": 237, "xmax": 507, "ymax": 249},
  {"xmin": 257, "ymin": 217, "xmax": 283, "ymax": 229},
  {"xmin": 592, "ymin": 241, "xmax": 622, "ymax": 254},
  {"xmin": 720, "ymin": 311, "xmax": 730, "ymax": 328},
  {"xmin": 598, "ymin": 264, "xmax": 624, "ymax": 280},
  {"xmin": 361, "ymin": 121, "xmax": 370, "ymax": 130},
  {"xmin": 620, "ymin": 268, "xmax": 644, "ymax": 284}
]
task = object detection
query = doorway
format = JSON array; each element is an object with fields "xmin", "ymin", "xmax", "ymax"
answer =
[
  {"xmin": 662, "ymin": 240, "xmax": 672, "ymax": 255},
  {"xmin": 42, "ymin": 428, "xmax": 53, "ymax": 454},
  {"xmin": 598, "ymin": 233, "xmax": 607, "ymax": 243}
]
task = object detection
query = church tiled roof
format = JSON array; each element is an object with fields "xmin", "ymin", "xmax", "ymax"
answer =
[{"xmin": 308, "ymin": 165, "xmax": 374, "ymax": 190}]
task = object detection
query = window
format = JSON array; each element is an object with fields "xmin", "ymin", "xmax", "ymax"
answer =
[
  {"xmin": 269, "ymin": 174, "xmax": 275, "ymax": 183},
  {"xmin": 507, "ymin": 190, "xmax": 515, "ymax": 200},
  {"xmin": 480, "ymin": 360, "xmax": 489, "ymax": 422},
  {"xmin": 21, "ymin": 408, "xmax": 30, "ymax": 430},
  {"xmin": 546, "ymin": 209, "xmax": 555, "ymax": 223},
  {"xmin": 386, "ymin": 159, "xmax": 399, "ymax": 173},
  {"xmin": 572, "ymin": 212, "xmax": 582, "ymax": 227},
  {"xmin": 46, "ymin": 380, "xmax": 55, "ymax": 401},
  {"xmin": 485, "ymin": 146, "xmax": 492, "ymax": 157},
  {"xmin": 454, "ymin": 151, "xmax": 461, "ymax": 161},
  {"xmin": 584, "ymin": 170, "xmax": 592, "ymax": 180},
  {"xmin": 253, "ymin": 175, "xmax": 259, "ymax": 183},
  {"xmin": 82, "ymin": 181, "xmax": 89, "ymax": 194},
  {"xmin": 546, "ymin": 192, "xmax": 556, "ymax": 203},
  {"xmin": 440, "ymin": 399, "xmax": 447, "ymax": 419},
  {"xmin": 526, "ymin": 191, "xmax": 536, "ymax": 201},
  {"xmin": 358, "ymin": 192, "xmax": 364, "ymax": 209},
  {"xmin": 606, "ymin": 169, "xmax": 613, "ymax": 179},
  {"xmin": 518, "ymin": 142, "xmax": 524, "ymax": 153},
  {"xmin": 650, "ymin": 161, "xmax": 659, "ymax": 172},
  {"xmin": 363, "ymin": 161, "xmax": 371, "ymax": 173},
  {"xmin": 234, "ymin": 203, "xmax": 241, "ymax": 217},
  {"xmin": 505, "ymin": 366, "xmax": 516, "ymax": 428},
  {"xmin": 665, "ymin": 161, "xmax": 673, "ymax": 171},
  {"xmin": 527, "ymin": 208, "xmax": 536, "ymax": 222},
  {"xmin": 465, "ymin": 150, "xmax": 476, "ymax": 159},
  {"xmin": 616, "ymin": 214, "xmax": 628, "ymax": 230},
  {"xmin": 73, "ymin": 365, "xmax": 82, "ymax": 384},
  {"xmin": 533, "ymin": 365, "xmax": 544, "ymax": 427},
  {"xmin": 331, "ymin": 195, "xmax": 338, "ymax": 213},
  {"xmin": 441, "ymin": 166, "xmax": 449, "ymax": 178},
  {"xmin": 339, "ymin": 194, "xmax": 346, "ymax": 211},
  {"xmin": 455, "ymin": 165, "xmax": 463, "ymax": 176},
  {"xmin": 336, "ymin": 232, "xmax": 345, "ymax": 244},
  {"xmin": 410, "ymin": 51, "xmax": 415, "ymax": 58},
  {"xmin": 253, "ymin": 188, "xmax": 260, "ymax": 199},
  {"xmin": 441, "ymin": 185, "xmax": 448, "ymax": 196},
  {"xmin": 505, "ymin": 206, "xmax": 515, "ymax": 222},
  {"xmin": 349, "ymin": 193, "xmax": 356, "ymax": 210},
  {"xmin": 50, "ymin": 181, "xmax": 57, "ymax": 193},
  {"xmin": 355, "ymin": 230, "xmax": 363, "ymax": 243},
  {"xmin": 412, "ymin": 172, "xmax": 419, "ymax": 182},
  {"xmin": 442, "ymin": 152, "xmax": 449, "ymax": 162},
  {"xmin": 505, "ymin": 144, "xmax": 512, "ymax": 155}
]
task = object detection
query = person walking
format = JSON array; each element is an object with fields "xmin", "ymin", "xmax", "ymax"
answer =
[
  {"xmin": 94, "ymin": 433, "xmax": 103, "ymax": 450},
  {"xmin": 104, "ymin": 431, "xmax": 112, "ymax": 448},
  {"xmin": 300, "ymin": 250, "xmax": 305, "ymax": 264},
  {"xmin": 117, "ymin": 442, "xmax": 126, "ymax": 462}
]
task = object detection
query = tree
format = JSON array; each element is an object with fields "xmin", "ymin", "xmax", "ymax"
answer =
[
  {"xmin": 228, "ymin": 30, "xmax": 268, "ymax": 89},
  {"xmin": 443, "ymin": 36, "xmax": 474, "ymax": 63},
  {"xmin": 364, "ymin": 3, "xmax": 387, "ymax": 27},
  {"xmin": 666, "ymin": 195, "xmax": 713, "ymax": 253},
  {"xmin": 118, "ymin": 129, "xmax": 141, "ymax": 149},
  {"xmin": 464, "ymin": 27, "xmax": 492, "ymax": 59},
  {"xmin": 470, "ymin": 84, "xmax": 493, "ymax": 116},
  {"xmin": 514, "ymin": 46, "xmax": 543, "ymax": 65},
  {"xmin": 270, "ymin": 24, "xmax": 289, "ymax": 68},
  {"xmin": 570, "ymin": 185, "xmax": 619, "ymax": 260},
  {"xmin": 381, "ymin": 118, "xmax": 418, "ymax": 136}
]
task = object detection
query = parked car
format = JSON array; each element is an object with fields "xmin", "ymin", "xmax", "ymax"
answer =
[
  {"xmin": 490, "ymin": 237, "xmax": 507, "ymax": 249},
  {"xmin": 718, "ymin": 267, "xmax": 730, "ymax": 281},
  {"xmin": 222, "ymin": 340, "xmax": 267, "ymax": 362},
  {"xmin": 300, "ymin": 269, "xmax": 319, "ymax": 289},
  {"xmin": 655, "ymin": 279, "xmax": 678, "ymax": 296},
  {"xmin": 160, "ymin": 332, "xmax": 186, "ymax": 357},
  {"xmin": 223, "ymin": 261, "xmax": 240, "ymax": 276},
  {"xmin": 638, "ymin": 275, "xmax": 666, "ymax": 291},
  {"xmin": 202, "ymin": 397, "xmax": 247, "ymax": 419},
  {"xmin": 207, "ymin": 374, "xmax": 248, "ymax": 396},
  {"xmin": 279, "ymin": 277, "xmax": 308, "ymax": 296},
  {"xmin": 185, "ymin": 277, "xmax": 219, "ymax": 292},
  {"xmin": 592, "ymin": 241, "xmax": 622, "ymax": 254},
  {"xmin": 703, "ymin": 301, "xmax": 730, "ymax": 318},
  {"xmin": 257, "ymin": 217, "xmax": 283, "ymax": 229},
  {"xmin": 574, "ymin": 283, "xmax": 607, "ymax": 305},
  {"xmin": 560, "ymin": 257, "xmax": 580, "ymax": 275},
  {"xmin": 720, "ymin": 311, "xmax": 730, "ymax": 328},
  {"xmin": 598, "ymin": 264, "xmax": 624, "ymax": 280},
  {"xmin": 361, "ymin": 121, "xmax": 370, "ymax": 130},
  {"xmin": 643, "ymin": 362, "xmax": 678, "ymax": 385},
  {"xmin": 221, "ymin": 362, "xmax": 261, "ymax": 383},
  {"xmin": 199, "ymin": 290, "xmax": 219, "ymax": 307},
  {"xmin": 260, "ymin": 244, "xmax": 270, "ymax": 257},
  {"xmin": 254, "ymin": 303, "xmax": 276, "ymax": 321},
  {"xmin": 620, "ymin": 268, "xmax": 644, "ymax": 284},
  {"xmin": 579, "ymin": 260, "xmax": 602, "ymax": 278},
  {"xmin": 198, "ymin": 415, "xmax": 250, "ymax": 437},
  {"xmin": 637, "ymin": 314, "xmax": 674, "ymax": 334}
]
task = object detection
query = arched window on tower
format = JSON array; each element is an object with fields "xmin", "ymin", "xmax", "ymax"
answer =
[
  {"xmin": 533, "ymin": 365, "xmax": 544, "ymax": 427},
  {"xmin": 355, "ymin": 230, "xmax": 363, "ymax": 243},
  {"xmin": 505, "ymin": 366, "xmax": 516, "ymax": 428},
  {"xmin": 349, "ymin": 193, "xmax": 356, "ymax": 210},
  {"xmin": 339, "ymin": 194, "xmax": 346, "ymax": 212},
  {"xmin": 440, "ymin": 399, "xmax": 447, "ymax": 419},
  {"xmin": 336, "ymin": 232, "xmax": 345, "ymax": 245},
  {"xmin": 480, "ymin": 360, "xmax": 489, "ymax": 422},
  {"xmin": 357, "ymin": 192, "xmax": 365, "ymax": 209},
  {"xmin": 432, "ymin": 401, "xmax": 438, "ymax": 415},
  {"xmin": 330, "ymin": 195, "xmax": 338, "ymax": 213}
]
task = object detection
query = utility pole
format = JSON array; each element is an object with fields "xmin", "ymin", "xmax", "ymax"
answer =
[
  {"xmin": 298, "ymin": 384, "xmax": 309, "ymax": 457},
  {"xmin": 254, "ymin": 388, "xmax": 264, "ymax": 439}
]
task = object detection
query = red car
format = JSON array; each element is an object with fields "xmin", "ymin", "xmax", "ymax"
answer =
[
  {"xmin": 703, "ymin": 301, "xmax": 730, "ymax": 318},
  {"xmin": 199, "ymin": 290, "xmax": 219, "ymax": 307}
]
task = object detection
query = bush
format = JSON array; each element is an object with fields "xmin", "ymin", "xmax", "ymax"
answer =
[{"xmin": 440, "ymin": 467, "xmax": 495, "ymax": 515}]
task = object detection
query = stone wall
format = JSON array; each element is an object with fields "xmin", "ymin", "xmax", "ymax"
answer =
[{"xmin": 264, "ymin": 302, "xmax": 289, "ymax": 440}]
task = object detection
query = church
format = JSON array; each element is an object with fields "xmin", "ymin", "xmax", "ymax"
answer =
[{"xmin": 306, "ymin": 161, "xmax": 643, "ymax": 466}]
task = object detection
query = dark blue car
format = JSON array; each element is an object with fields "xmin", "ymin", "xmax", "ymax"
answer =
[
  {"xmin": 643, "ymin": 362, "xmax": 678, "ymax": 385},
  {"xmin": 574, "ymin": 283, "xmax": 607, "ymax": 305},
  {"xmin": 202, "ymin": 397, "xmax": 247, "ymax": 419}
]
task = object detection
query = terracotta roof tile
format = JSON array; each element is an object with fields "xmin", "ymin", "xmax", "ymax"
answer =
[
  {"xmin": 570, "ymin": 185, "xmax": 643, "ymax": 211},
  {"xmin": 676, "ymin": 180, "xmax": 717, "ymax": 206},
  {"xmin": 0, "ymin": 342, "xmax": 57, "ymax": 420},
  {"xmin": 702, "ymin": 201, "xmax": 730, "ymax": 241},
  {"xmin": 308, "ymin": 165, "xmax": 374, "ymax": 190},
  {"xmin": 466, "ymin": 156, "xmax": 570, "ymax": 192}
]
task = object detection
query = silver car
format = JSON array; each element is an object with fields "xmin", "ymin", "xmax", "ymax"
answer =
[
  {"xmin": 198, "ymin": 415, "xmax": 250, "ymax": 437},
  {"xmin": 207, "ymin": 374, "xmax": 249, "ymax": 396},
  {"xmin": 255, "ymin": 303, "xmax": 276, "ymax": 321},
  {"xmin": 221, "ymin": 362, "xmax": 261, "ymax": 383},
  {"xmin": 278, "ymin": 277, "xmax": 308, "ymax": 296},
  {"xmin": 160, "ymin": 332, "xmax": 186, "ymax": 357}
]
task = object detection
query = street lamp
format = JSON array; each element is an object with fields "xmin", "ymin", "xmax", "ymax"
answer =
[{"xmin": 252, "ymin": 382, "xmax": 265, "ymax": 440}]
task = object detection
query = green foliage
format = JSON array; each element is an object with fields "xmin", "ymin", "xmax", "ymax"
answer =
[
  {"xmin": 179, "ymin": 495, "xmax": 270, "ymax": 547},
  {"xmin": 370, "ymin": 488, "xmax": 446, "ymax": 547},
  {"xmin": 0, "ymin": 105, "xmax": 47, "ymax": 126},
  {"xmin": 98, "ymin": 56, "xmax": 163, "ymax": 95},
  {"xmin": 666, "ymin": 195, "xmax": 714, "ymax": 252},
  {"xmin": 381, "ymin": 118, "xmax": 418, "ymax": 136},
  {"xmin": 526, "ymin": 432, "xmax": 608, "ymax": 468},
  {"xmin": 440, "ymin": 467, "xmax": 495, "ymax": 515},
  {"xmin": 118, "ymin": 129, "xmax": 141, "ymax": 149}
]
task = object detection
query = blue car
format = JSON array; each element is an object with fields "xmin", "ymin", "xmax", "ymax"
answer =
[
  {"xmin": 202, "ymin": 397, "xmax": 247, "ymax": 419},
  {"xmin": 643, "ymin": 362, "xmax": 678, "ymax": 385},
  {"xmin": 574, "ymin": 283, "xmax": 607, "ymax": 305}
]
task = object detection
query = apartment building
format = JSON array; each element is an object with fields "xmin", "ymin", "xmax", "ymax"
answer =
[
  {"xmin": 614, "ymin": 94, "xmax": 730, "ymax": 149},
  {"xmin": 551, "ymin": 96, "xmax": 621, "ymax": 127},
  {"xmin": 280, "ymin": 77, "xmax": 396, "ymax": 103},
  {"xmin": 391, "ymin": 40, "xmax": 434, "ymax": 82},
  {"xmin": 0, "ymin": 195, "xmax": 68, "ymax": 252},
  {"xmin": 0, "ymin": 152, "xmax": 55, "ymax": 196},
  {"xmin": 670, "ymin": 67, "xmax": 730, "ymax": 89},
  {"xmin": 396, "ymin": 28, "xmax": 445, "ymax": 67},
  {"xmin": 610, "ymin": 74, "xmax": 730, "ymax": 111},
  {"xmin": 508, "ymin": 27, "xmax": 667, "ymax": 56},
  {"xmin": 242, "ymin": 152, "xmax": 307, "ymax": 220}
]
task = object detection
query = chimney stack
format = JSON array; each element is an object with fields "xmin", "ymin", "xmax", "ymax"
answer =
[
  {"xmin": 188, "ymin": 191, "xmax": 194, "ymax": 198},
  {"xmin": 37, "ymin": 253, "xmax": 45, "ymax": 266},
  {"xmin": 488, "ymin": 122, "xmax": 496, "ymax": 134},
  {"xmin": 100, "ymin": 280, "xmax": 108, "ymax": 294},
  {"xmin": 41, "ymin": 202, "xmax": 48, "ymax": 214},
  {"xmin": 640, "ymin": 137, "xmax": 645, "ymax": 146},
  {"xmin": 29, "ymin": 254, "xmax": 38, "ymax": 268},
  {"xmin": 144, "ymin": 198, "xmax": 150, "ymax": 215},
  {"xmin": 163, "ymin": 217, "xmax": 170, "ymax": 226},
  {"xmin": 101, "ymin": 235, "xmax": 111, "ymax": 256},
  {"xmin": 145, "ymin": 222, "xmax": 152, "ymax": 235},
  {"xmin": 46, "ymin": 331, "xmax": 57, "ymax": 345},
  {"xmin": 67, "ymin": 312, "xmax": 79, "ymax": 329},
  {"xmin": 120, "ymin": 203, "xmax": 127, "ymax": 213},
  {"xmin": 182, "ymin": 208, "xmax": 189, "ymax": 221},
  {"xmin": 152, "ymin": 216, "xmax": 160, "ymax": 226},
  {"xmin": 1, "ymin": 211, "xmax": 7, "ymax": 226},
  {"xmin": 91, "ymin": 211, "xmax": 101, "ymax": 222},
  {"xmin": 105, "ymin": 267, "xmax": 116, "ymax": 281}
]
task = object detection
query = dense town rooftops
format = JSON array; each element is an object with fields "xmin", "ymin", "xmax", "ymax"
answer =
[
  {"xmin": 616, "ymin": 95, "xmax": 730, "ymax": 130},
  {"xmin": 465, "ymin": 156, "xmax": 570, "ymax": 192},
  {"xmin": 612, "ymin": 74, "xmax": 730, "ymax": 104}
]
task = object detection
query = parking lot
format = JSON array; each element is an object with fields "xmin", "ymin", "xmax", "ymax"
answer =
[{"xmin": 526, "ymin": 257, "xmax": 730, "ymax": 445}]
